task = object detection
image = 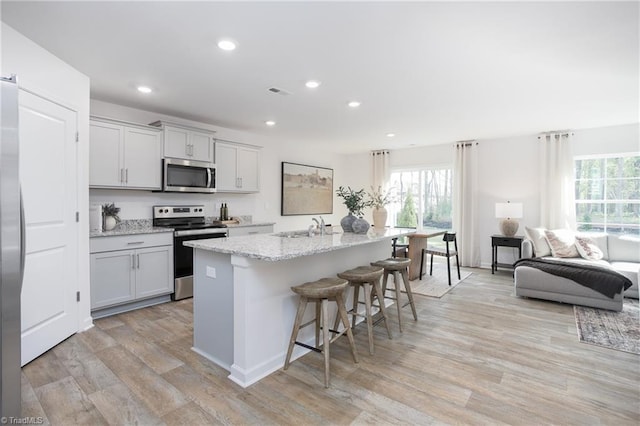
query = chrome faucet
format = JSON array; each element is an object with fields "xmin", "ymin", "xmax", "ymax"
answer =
[{"xmin": 313, "ymin": 216, "xmax": 325, "ymax": 235}]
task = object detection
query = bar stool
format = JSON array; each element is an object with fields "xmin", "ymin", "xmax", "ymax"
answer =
[
  {"xmin": 334, "ymin": 265, "xmax": 392, "ymax": 355},
  {"xmin": 283, "ymin": 277, "xmax": 359, "ymax": 388},
  {"xmin": 371, "ymin": 257, "xmax": 417, "ymax": 332}
]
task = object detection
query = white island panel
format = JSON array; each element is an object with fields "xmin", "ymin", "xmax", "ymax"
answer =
[{"xmin": 187, "ymin": 228, "xmax": 414, "ymax": 387}]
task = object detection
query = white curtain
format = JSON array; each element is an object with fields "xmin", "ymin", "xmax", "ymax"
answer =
[
  {"xmin": 453, "ymin": 142, "xmax": 480, "ymax": 267},
  {"xmin": 370, "ymin": 150, "xmax": 390, "ymax": 190},
  {"xmin": 539, "ymin": 133, "xmax": 576, "ymax": 230}
]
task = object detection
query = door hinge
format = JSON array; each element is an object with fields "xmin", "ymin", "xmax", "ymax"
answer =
[
  {"xmin": 75, "ymin": 131, "xmax": 79, "ymax": 143},
  {"xmin": 76, "ymin": 291, "xmax": 80, "ymax": 302},
  {"xmin": 76, "ymin": 211, "xmax": 79, "ymax": 222}
]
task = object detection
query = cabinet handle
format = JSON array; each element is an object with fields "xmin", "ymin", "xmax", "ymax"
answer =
[
  {"xmin": 125, "ymin": 168, "xmax": 129, "ymax": 184},
  {"xmin": 239, "ymin": 177, "xmax": 243, "ymax": 188},
  {"xmin": 120, "ymin": 168, "xmax": 124, "ymax": 183},
  {"xmin": 137, "ymin": 254, "xmax": 140, "ymax": 269},
  {"xmin": 131, "ymin": 254, "xmax": 135, "ymax": 270},
  {"xmin": 127, "ymin": 241, "xmax": 144, "ymax": 245}
]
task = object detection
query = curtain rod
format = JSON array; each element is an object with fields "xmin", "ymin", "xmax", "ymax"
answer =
[
  {"xmin": 455, "ymin": 141, "xmax": 478, "ymax": 147},
  {"xmin": 371, "ymin": 150, "xmax": 390, "ymax": 155}
]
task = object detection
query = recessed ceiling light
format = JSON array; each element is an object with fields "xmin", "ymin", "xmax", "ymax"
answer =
[
  {"xmin": 265, "ymin": 120, "xmax": 276, "ymax": 126},
  {"xmin": 217, "ymin": 39, "xmax": 237, "ymax": 51},
  {"xmin": 386, "ymin": 133, "xmax": 396, "ymax": 138},
  {"xmin": 305, "ymin": 80, "xmax": 321, "ymax": 89},
  {"xmin": 347, "ymin": 101, "xmax": 361, "ymax": 108},
  {"xmin": 137, "ymin": 86, "xmax": 152, "ymax": 94}
]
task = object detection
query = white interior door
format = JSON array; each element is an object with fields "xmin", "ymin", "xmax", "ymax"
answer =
[{"xmin": 19, "ymin": 89, "xmax": 78, "ymax": 366}]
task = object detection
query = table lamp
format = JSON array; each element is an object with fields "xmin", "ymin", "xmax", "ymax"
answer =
[{"xmin": 495, "ymin": 201, "xmax": 523, "ymax": 237}]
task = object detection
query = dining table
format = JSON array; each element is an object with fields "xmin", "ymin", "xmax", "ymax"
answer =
[{"xmin": 405, "ymin": 228, "xmax": 447, "ymax": 280}]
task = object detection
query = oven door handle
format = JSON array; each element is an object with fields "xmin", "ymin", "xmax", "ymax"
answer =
[{"xmin": 174, "ymin": 228, "xmax": 228, "ymax": 237}]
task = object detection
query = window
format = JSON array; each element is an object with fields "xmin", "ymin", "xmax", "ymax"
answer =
[
  {"xmin": 389, "ymin": 167, "xmax": 453, "ymax": 230},
  {"xmin": 575, "ymin": 153, "xmax": 640, "ymax": 235}
]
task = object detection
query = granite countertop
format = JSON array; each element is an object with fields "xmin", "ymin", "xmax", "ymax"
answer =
[
  {"xmin": 184, "ymin": 228, "xmax": 415, "ymax": 262},
  {"xmin": 90, "ymin": 218, "xmax": 275, "ymax": 238}
]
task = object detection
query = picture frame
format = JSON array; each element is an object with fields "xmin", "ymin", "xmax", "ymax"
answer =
[{"xmin": 281, "ymin": 162, "xmax": 333, "ymax": 216}]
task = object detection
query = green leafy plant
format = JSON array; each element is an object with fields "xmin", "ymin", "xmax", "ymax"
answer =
[
  {"xmin": 336, "ymin": 186, "xmax": 371, "ymax": 217},
  {"xmin": 367, "ymin": 185, "xmax": 395, "ymax": 209},
  {"xmin": 102, "ymin": 203, "xmax": 121, "ymax": 223}
]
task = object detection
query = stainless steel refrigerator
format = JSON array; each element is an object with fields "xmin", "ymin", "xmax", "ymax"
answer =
[{"xmin": 1, "ymin": 75, "xmax": 23, "ymax": 417}]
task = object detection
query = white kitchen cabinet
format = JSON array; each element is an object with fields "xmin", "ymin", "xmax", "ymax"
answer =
[
  {"xmin": 215, "ymin": 141, "xmax": 260, "ymax": 192},
  {"xmin": 227, "ymin": 224, "xmax": 273, "ymax": 237},
  {"xmin": 90, "ymin": 233, "xmax": 173, "ymax": 314},
  {"xmin": 90, "ymin": 117, "xmax": 162, "ymax": 190},
  {"xmin": 151, "ymin": 121, "xmax": 215, "ymax": 163}
]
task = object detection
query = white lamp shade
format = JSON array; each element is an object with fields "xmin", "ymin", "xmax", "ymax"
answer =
[{"xmin": 495, "ymin": 202, "xmax": 523, "ymax": 219}]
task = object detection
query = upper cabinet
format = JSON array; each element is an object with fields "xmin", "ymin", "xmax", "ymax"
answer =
[
  {"xmin": 215, "ymin": 141, "xmax": 261, "ymax": 193},
  {"xmin": 150, "ymin": 121, "xmax": 215, "ymax": 163},
  {"xmin": 90, "ymin": 117, "xmax": 162, "ymax": 190}
]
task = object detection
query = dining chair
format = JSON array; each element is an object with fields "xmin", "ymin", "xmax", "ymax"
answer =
[{"xmin": 419, "ymin": 232, "xmax": 460, "ymax": 286}]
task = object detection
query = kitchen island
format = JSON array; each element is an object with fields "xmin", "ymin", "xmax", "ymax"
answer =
[{"xmin": 184, "ymin": 227, "xmax": 414, "ymax": 387}]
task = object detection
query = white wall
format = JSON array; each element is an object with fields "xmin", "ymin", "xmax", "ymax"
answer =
[
  {"xmin": 1, "ymin": 23, "xmax": 92, "ymax": 330},
  {"xmin": 89, "ymin": 100, "xmax": 350, "ymax": 231},
  {"xmin": 344, "ymin": 123, "xmax": 639, "ymax": 269}
]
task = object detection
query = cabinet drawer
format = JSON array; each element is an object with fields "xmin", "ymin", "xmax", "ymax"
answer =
[
  {"xmin": 492, "ymin": 237, "xmax": 522, "ymax": 248},
  {"xmin": 90, "ymin": 232, "xmax": 173, "ymax": 253},
  {"xmin": 227, "ymin": 225, "xmax": 274, "ymax": 237}
]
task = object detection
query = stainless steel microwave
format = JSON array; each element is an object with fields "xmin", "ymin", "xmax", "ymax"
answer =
[{"xmin": 163, "ymin": 158, "xmax": 216, "ymax": 193}]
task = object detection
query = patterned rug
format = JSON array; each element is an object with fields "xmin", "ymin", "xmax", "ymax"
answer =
[
  {"xmin": 574, "ymin": 298, "xmax": 640, "ymax": 355},
  {"xmin": 408, "ymin": 262, "xmax": 472, "ymax": 298}
]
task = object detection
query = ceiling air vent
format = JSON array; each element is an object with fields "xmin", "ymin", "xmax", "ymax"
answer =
[{"xmin": 268, "ymin": 87, "xmax": 292, "ymax": 96}]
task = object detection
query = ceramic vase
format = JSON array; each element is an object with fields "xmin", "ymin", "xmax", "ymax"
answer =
[
  {"xmin": 351, "ymin": 217, "xmax": 370, "ymax": 234},
  {"xmin": 104, "ymin": 215, "xmax": 117, "ymax": 231},
  {"xmin": 340, "ymin": 213, "xmax": 356, "ymax": 232},
  {"xmin": 372, "ymin": 207, "xmax": 388, "ymax": 229}
]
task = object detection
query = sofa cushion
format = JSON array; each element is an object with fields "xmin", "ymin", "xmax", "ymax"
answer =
[
  {"xmin": 608, "ymin": 234, "xmax": 640, "ymax": 263},
  {"xmin": 544, "ymin": 229, "xmax": 579, "ymax": 258},
  {"xmin": 575, "ymin": 235, "xmax": 604, "ymax": 260},
  {"xmin": 525, "ymin": 226, "xmax": 551, "ymax": 257}
]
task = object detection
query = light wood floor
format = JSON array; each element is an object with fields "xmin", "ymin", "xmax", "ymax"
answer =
[{"xmin": 21, "ymin": 268, "xmax": 640, "ymax": 425}]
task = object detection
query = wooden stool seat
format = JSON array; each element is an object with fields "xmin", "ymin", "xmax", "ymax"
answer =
[
  {"xmin": 372, "ymin": 257, "xmax": 411, "ymax": 271},
  {"xmin": 371, "ymin": 257, "xmax": 417, "ymax": 332},
  {"xmin": 284, "ymin": 277, "xmax": 359, "ymax": 388},
  {"xmin": 291, "ymin": 277, "xmax": 351, "ymax": 299},
  {"xmin": 335, "ymin": 265, "xmax": 392, "ymax": 355}
]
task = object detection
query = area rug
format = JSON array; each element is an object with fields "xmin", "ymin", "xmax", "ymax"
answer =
[
  {"xmin": 407, "ymin": 263, "xmax": 472, "ymax": 298},
  {"xmin": 574, "ymin": 298, "xmax": 640, "ymax": 355}
]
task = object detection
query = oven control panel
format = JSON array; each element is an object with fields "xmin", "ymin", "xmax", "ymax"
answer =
[{"xmin": 153, "ymin": 205, "xmax": 205, "ymax": 219}]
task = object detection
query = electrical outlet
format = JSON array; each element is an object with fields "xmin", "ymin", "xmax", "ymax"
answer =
[{"xmin": 206, "ymin": 266, "xmax": 216, "ymax": 278}]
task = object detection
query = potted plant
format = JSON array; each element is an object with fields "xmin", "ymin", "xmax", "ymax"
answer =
[
  {"xmin": 102, "ymin": 203, "xmax": 121, "ymax": 231},
  {"xmin": 367, "ymin": 186, "xmax": 394, "ymax": 229},
  {"xmin": 336, "ymin": 186, "xmax": 372, "ymax": 233}
]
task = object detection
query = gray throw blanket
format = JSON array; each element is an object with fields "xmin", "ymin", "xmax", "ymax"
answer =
[{"xmin": 514, "ymin": 258, "xmax": 632, "ymax": 299}]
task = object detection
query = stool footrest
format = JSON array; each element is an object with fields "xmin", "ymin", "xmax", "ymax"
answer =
[{"xmin": 294, "ymin": 341, "xmax": 321, "ymax": 353}]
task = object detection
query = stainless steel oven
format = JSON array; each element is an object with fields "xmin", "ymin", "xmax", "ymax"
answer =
[
  {"xmin": 153, "ymin": 205, "xmax": 227, "ymax": 300},
  {"xmin": 163, "ymin": 158, "xmax": 216, "ymax": 193}
]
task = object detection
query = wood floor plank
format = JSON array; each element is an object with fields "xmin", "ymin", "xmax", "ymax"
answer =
[{"xmin": 20, "ymin": 267, "xmax": 640, "ymax": 425}]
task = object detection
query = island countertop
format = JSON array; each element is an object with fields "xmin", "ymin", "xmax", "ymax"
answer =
[{"xmin": 184, "ymin": 227, "xmax": 415, "ymax": 261}]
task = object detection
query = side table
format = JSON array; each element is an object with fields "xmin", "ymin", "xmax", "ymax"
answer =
[{"xmin": 491, "ymin": 235, "xmax": 524, "ymax": 274}]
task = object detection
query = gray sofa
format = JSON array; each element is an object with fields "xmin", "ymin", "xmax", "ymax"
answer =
[{"xmin": 514, "ymin": 232, "xmax": 639, "ymax": 311}]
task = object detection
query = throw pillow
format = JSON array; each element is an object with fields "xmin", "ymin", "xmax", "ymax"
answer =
[
  {"xmin": 575, "ymin": 235, "xmax": 604, "ymax": 260},
  {"xmin": 544, "ymin": 229, "xmax": 579, "ymax": 258},
  {"xmin": 525, "ymin": 226, "xmax": 551, "ymax": 257}
]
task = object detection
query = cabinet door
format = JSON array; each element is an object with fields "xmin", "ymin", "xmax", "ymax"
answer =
[
  {"xmin": 90, "ymin": 251, "xmax": 136, "ymax": 309},
  {"xmin": 227, "ymin": 225, "xmax": 273, "ymax": 237},
  {"xmin": 215, "ymin": 143, "xmax": 238, "ymax": 191},
  {"xmin": 190, "ymin": 131, "xmax": 214, "ymax": 163},
  {"xmin": 123, "ymin": 127, "xmax": 162, "ymax": 189},
  {"xmin": 164, "ymin": 126, "xmax": 189, "ymax": 159},
  {"xmin": 237, "ymin": 147, "xmax": 259, "ymax": 192},
  {"xmin": 90, "ymin": 121, "xmax": 124, "ymax": 187},
  {"xmin": 135, "ymin": 245, "xmax": 173, "ymax": 299}
]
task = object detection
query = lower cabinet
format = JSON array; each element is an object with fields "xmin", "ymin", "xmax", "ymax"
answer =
[
  {"xmin": 90, "ymin": 232, "xmax": 173, "ymax": 316},
  {"xmin": 227, "ymin": 224, "xmax": 274, "ymax": 237}
]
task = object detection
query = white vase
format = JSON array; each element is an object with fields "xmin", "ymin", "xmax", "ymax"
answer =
[
  {"xmin": 104, "ymin": 215, "xmax": 117, "ymax": 231},
  {"xmin": 372, "ymin": 207, "xmax": 388, "ymax": 229}
]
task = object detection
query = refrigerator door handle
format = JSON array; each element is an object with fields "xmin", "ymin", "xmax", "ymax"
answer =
[{"xmin": 19, "ymin": 187, "xmax": 25, "ymax": 289}]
